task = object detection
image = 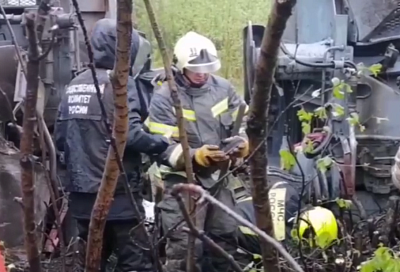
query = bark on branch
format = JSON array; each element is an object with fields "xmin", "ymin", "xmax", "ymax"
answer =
[
  {"xmin": 246, "ymin": 0, "xmax": 296, "ymax": 271},
  {"xmin": 19, "ymin": 12, "xmax": 42, "ymax": 272},
  {"xmin": 142, "ymin": 0, "xmax": 197, "ymax": 270},
  {"xmin": 171, "ymin": 190, "xmax": 243, "ymax": 272},
  {"xmin": 171, "ymin": 184, "xmax": 304, "ymax": 272},
  {"xmin": 84, "ymin": 1, "xmax": 132, "ymax": 271}
]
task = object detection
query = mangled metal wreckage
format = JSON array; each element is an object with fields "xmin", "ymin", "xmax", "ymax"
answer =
[
  {"xmin": 0, "ymin": 0, "xmax": 155, "ymax": 260},
  {"xmin": 1, "ymin": 0, "xmax": 400, "ymax": 264},
  {"xmin": 242, "ymin": 0, "xmax": 400, "ymax": 218},
  {"xmin": 0, "ymin": 0, "xmax": 112, "ymax": 258}
]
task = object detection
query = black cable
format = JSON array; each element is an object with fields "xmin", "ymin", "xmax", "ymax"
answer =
[
  {"xmin": 70, "ymin": 2, "xmax": 162, "ymax": 271},
  {"xmin": 285, "ymin": 126, "xmax": 309, "ymax": 272},
  {"xmin": 279, "ymin": 43, "xmax": 357, "ymax": 70}
]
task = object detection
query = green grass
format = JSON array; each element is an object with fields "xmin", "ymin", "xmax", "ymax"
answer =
[{"xmin": 136, "ymin": 0, "xmax": 271, "ymax": 93}]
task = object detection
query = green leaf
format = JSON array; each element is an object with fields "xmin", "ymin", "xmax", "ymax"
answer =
[
  {"xmin": 332, "ymin": 84, "xmax": 344, "ymax": 99},
  {"xmin": 368, "ymin": 63, "xmax": 383, "ymax": 77},
  {"xmin": 360, "ymin": 262, "xmax": 376, "ymax": 272},
  {"xmin": 360, "ymin": 246, "xmax": 399, "ymax": 272},
  {"xmin": 347, "ymin": 112, "xmax": 360, "ymax": 126},
  {"xmin": 347, "ymin": 112, "xmax": 366, "ymax": 132},
  {"xmin": 301, "ymin": 122, "xmax": 311, "ymax": 135},
  {"xmin": 279, "ymin": 150, "xmax": 296, "ymax": 171},
  {"xmin": 297, "ymin": 108, "xmax": 313, "ymax": 122},
  {"xmin": 314, "ymin": 106, "xmax": 327, "ymax": 120},
  {"xmin": 332, "ymin": 103, "xmax": 345, "ymax": 117},
  {"xmin": 387, "ymin": 260, "xmax": 400, "ymax": 272},
  {"xmin": 297, "ymin": 108, "xmax": 313, "ymax": 135},
  {"xmin": 303, "ymin": 139, "xmax": 314, "ymax": 153},
  {"xmin": 332, "ymin": 80, "xmax": 352, "ymax": 99},
  {"xmin": 336, "ymin": 198, "xmax": 352, "ymax": 209},
  {"xmin": 290, "ymin": 228, "xmax": 299, "ymax": 239},
  {"xmin": 316, "ymin": 156, "xmax": 333, "ymax": 174},
  {"xmin": 344, "ymin": 83, "xmax": 353, "ymax": 93}
]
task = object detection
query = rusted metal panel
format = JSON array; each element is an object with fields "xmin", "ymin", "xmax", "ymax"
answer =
[{"xmin": 0, "ymin": 138, "xmax": 50, "ymax": 249}]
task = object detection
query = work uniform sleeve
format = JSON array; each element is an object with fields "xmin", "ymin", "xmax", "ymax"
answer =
[
  {"xmin": 227, "ymin": 85, "xmax": 249, "ymax": 139},
  {"xmin": 54, "ymin": 102, "xmax": 66, "ymax": 152},
  {"xmin": 146, "ymin": 91, "xmax": 196, "ymax": 171},
  {"xmin": 126, "ymin": 79, "xmax": 169, "ymax": 155}
]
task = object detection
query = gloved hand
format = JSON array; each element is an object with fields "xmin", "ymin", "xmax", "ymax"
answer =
[
  {"xmin": 194, "ymin": 145, "xmax": 229, "ymax": 167},
  {"xmin": 221, "ymin": 136, "xmax": 249, "ymax": 159},
  {"xmin": 152, "ymin": 135, "xmax": 170, "ymax": 154}
]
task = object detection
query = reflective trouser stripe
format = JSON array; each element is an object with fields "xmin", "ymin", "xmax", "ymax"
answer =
[{"xmin": 168, "ymin": 144, "xmax": 183, "ymax": 168}]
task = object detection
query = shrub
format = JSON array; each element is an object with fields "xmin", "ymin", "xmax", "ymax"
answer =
[{"xmin": 136, "ymin": 0, "xmax": 271, "ymax": 92}]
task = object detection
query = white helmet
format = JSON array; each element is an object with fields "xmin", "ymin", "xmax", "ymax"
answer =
[{"xmin": 174, "ymin": 31, "xmax": 221, "ymax": 73}]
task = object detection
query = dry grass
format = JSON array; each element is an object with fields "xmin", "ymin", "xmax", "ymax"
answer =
[{"xmin": 136, "ymin": 0, "xmax": 271, "ymax": 93}]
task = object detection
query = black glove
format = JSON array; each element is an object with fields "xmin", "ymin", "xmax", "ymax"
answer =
[{"xmin": 151, "ymin": 134, "xmax": 170, "ymax": 154}]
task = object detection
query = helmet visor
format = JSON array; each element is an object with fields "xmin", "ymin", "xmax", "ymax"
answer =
[
  {"xmin": 185, "ymin": 60, "xmax": 221, "ymax": 73},
  {"xmin": 185, "ymin": 49, "xmax": 221, "ymax": 73}
]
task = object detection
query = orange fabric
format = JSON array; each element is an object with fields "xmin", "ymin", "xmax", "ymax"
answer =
[{"xmin": 0, "ymin": 251, "xmax": 6, "ymax": 272}]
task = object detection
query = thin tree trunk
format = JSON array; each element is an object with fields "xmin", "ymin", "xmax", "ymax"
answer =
[
  {"xmin": 141, "ymin": 1, "xmax": 196, "ymax": 270},
  {"xmin": 246, "ymin": 1, "xmax": 296, "ymax": 271},
  {"xmin": 19, "ymin": 12, "xmax": 42, "ymax": 272},
  {"xmin": 132, "ymin": 0, "xmax": 138, "ymax": 29},
  {"xmin": 84, "ymin": 0, "xmax": 132, "ymax": 271}
]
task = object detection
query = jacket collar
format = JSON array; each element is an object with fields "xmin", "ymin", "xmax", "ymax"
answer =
[{"xmin": 175, "ymin": 73, "xmax": 211, "ymax": 97}]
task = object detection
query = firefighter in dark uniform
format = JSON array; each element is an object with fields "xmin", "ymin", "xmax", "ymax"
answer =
[
  {"xmin": 54, "ymin": 18, "xmax": 169, "ymax": 272},
  {"xmin": 145, "ymin": 31, "xmax": 249, "ymax": 272},
  {"xmin": 234, "ymin": 181, "xmax": 339, "ymax": 268}
]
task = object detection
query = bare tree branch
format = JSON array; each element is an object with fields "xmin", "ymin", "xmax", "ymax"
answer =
[
  {"xmin": 171, "ymin": 190, "xmax": 244, "ymax": 272},
  {"xmin": 141, "ymin": 0, "xmax": 197, "ymax": 270},
  {"xmin": 84, "ymin": 0, "xmax": 132, "ymax": 271},
  {"xmin": 19, "ymin": 12, "xmax": 42, "ymax": 272},
  {"xmin": 246, "ymin": 0, "xmax": 296, "ymax": 271},
  {"xmin": 71, "ymin": 0, "xmax": 162, "ymax": 270},
  {"xmin": 171, "ymin": 183, "xmax": 304, "ymax": 272}
]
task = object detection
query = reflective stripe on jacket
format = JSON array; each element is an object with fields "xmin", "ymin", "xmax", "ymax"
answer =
[
  {"xmin": 235, "ymin": 181, "xmax": 303, "ymax": 242},
  {"xmin": 145, "ymin": 74, "xmax": 248, "ymax": 187}
]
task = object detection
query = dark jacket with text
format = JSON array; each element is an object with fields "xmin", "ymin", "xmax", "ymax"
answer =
[{"xmin": 54, "ymin": 19, "xmax": 168, "ymax": 195}]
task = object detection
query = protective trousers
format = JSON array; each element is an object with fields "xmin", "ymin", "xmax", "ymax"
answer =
[
  {"xmin": 73, "ymin": 219, "xmax": 153, "ymax": 272},
  {"xmin": 159, "ymin": 174, "xmax": 238, "ymax": 272}
]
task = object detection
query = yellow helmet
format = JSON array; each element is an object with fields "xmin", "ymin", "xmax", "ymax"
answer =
[
  {"xmin": 298, "ymin": 206, "xmax": 338, "ymax": 248},
  {"xmin": 173, "ymin": 31, "xmax": 221, "ymax": 73}
]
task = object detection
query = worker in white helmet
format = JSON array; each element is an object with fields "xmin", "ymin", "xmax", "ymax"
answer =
[{"xmin": 145, "ymin": 31, "xmax": 249, "ymax": 272}]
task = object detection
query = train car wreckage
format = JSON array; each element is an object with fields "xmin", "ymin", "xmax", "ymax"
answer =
[
  {"xmin": 0, "ymin": 0, "xmax": 154, "ymax": 262},
  {"xmin": 0, "ymin": 0, "xmax": 74, "ymax": 256},
  {"xmin": 0, "ymin": 0, "xmax": 400, "ymax": 265},
  {"xmin": 243, "ymin": 0, "xmax": 400, "ymax": 219}
]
